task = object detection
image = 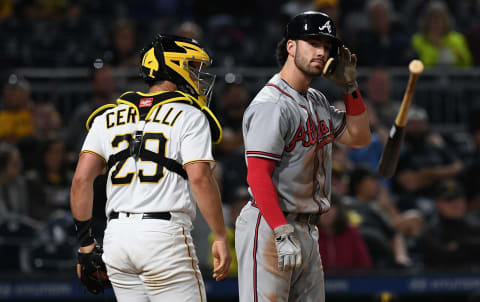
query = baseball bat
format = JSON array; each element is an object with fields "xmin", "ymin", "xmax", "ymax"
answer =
[{"xmin": 377, "ymin": 60, "xmax": 424, "ymax": 178}]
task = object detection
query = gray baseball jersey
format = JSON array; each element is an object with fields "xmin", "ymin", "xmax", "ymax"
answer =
[
  {"xmin": 235, "ymin": 74, "xmax": 347, "ymax": 302},
  {"xmin": 243, "ymin": 73, "xmax": 346, "ymax": 213}
]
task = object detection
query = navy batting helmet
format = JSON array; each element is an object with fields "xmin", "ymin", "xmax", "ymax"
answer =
[{"xmin": 285, "ymin": 11, "xmax": 342, "ymax": 56}]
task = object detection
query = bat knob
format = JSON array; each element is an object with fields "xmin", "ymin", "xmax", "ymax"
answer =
[
  {"xmin": 323, "ymin": 57, "xmax": 337, "ymax": 75},
  {"xmin": 409, "ymin": 60, "xmax": 424, "ymax": 74}
]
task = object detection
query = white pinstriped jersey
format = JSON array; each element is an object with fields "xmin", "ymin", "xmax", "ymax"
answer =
[
  {"xmin": 82, "ymin": 94, "xmax": 215, "ymax": 221},
  {"xmin": 243, "ymin": 74, "xmax": 346, "ymax": 213}
]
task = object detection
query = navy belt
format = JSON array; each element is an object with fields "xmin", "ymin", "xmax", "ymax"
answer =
[
  {"xmin": 109, "ymin": 211, "xmax": 171, "ymax": 221},
  {"xmin": 283, "ymin": 212, "xmax": 321, "ymax": 225}
]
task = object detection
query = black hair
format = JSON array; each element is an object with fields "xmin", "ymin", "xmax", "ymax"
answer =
[
  {"xmin": 275, "ymin": 38, "xmax": 288, "ymax": 67},
  {"xmin": 348, "ymin": 165, "xmax": 378, "ymax": 196}
]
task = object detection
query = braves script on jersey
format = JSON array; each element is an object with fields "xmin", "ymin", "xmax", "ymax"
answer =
[
  {"xmin": 243, "ymin": 74, "xmax": 346, "ymax": 213},
  {"xmin": 82, "ymin": 92, "xmax": 215, "ymax": 220}
]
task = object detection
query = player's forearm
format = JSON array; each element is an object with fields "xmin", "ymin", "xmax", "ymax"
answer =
[
  {"xmin": 70, "ymin": 176, "xmax": 94, "ymax": 221},
  {"xmin": 70, "ymin": 152, "xmax": 105, "ymax": 221},
  {"xmin": 247, "ymin": 157, "xmax": 288, "ymax": 230},
  {"xmin": 344, "ymin": 112, "xmax": 371, "ymax": 148},
  {"xmin": 190, "ymin": 175, "xmax": 228, "ymax": 240}
]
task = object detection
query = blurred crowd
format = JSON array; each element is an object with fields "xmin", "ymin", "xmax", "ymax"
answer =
[
  {"xmin": 1, "ymin": 0, "xmax": 480, "ymax": 278},
  {"xmin": 0, "ymin": 0, "xmax": 479, "ymax": 68}
]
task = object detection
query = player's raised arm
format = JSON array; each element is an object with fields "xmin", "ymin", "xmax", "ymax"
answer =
[{"xmin": 324, "ymin": 46, "xmax": 371, "ymax": 148}]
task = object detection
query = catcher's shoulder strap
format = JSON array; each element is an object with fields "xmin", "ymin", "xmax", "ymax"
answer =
[
  {"xmin": 106, "ymin": 145, "xmax": 188, "ymax": 179},
  {"xmin": 86, "ymin": 91, "xmax": 190, "ymax": 179}
]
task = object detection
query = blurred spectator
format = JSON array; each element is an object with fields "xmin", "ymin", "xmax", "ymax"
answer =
[
  {"xmin": 0, "ymin": 74, "xmax": 34, "ymax": 144},
  {"xmin": 331, "ymin": 140, "xmax": 354, "ymax": 196},
  {"xmin": 403, "ymin": 0, "xmax": 472, "ymax": 34},
  {"xmin": 203, "ymin": 15, "xmax": 252, "ymax": 67},
  {"xmin": 55, "ymin": 2, "xmax": 101, "ymax": 67},
  {"xmin": 214, "ymin": 81, "xmax": 250, "ymax": 204},
  {"xmin": 175, "ymin": 20, "xmax": 203, "ymax": 42},
  {"xmin": 318, "ymin": 193, "xmax": 372, "ymax": 270},
  {"xmin": 0, "ymin": 214, "xmax": 41, "ymax": 272},
  {"xmin": 281, "ymin": 0, "xmax": 315, "ymax": 19},
  {"xmin": 377, "ymin": 184, "xmax": 424, "ymax": 239},
  {"xmin": 345, "ymin": 165, "xmax": 412, "ymax": 268},
  {"xmin": 105, "ymin": 20, "xmax": 140, "ymax": 67},
  {"xmin": 393, "ymin": 106, "xmax": 463, "ymax": 216},
  {"xmin": 0, "ymin": 143, "xmax": 28, "ymax": 220},
  {"xmin": 460, "ymin": 104, "xmax": 480, "ymax": 213},
  {"xmin": 17, "ymin": 103, "xmax": 63, "ymax": 173},
  {"xmin": 217, "ymin": 151, "xmax": 248, "ymax": 206},
  {"xmin": 348, "ymin": 102, "xmax": 388, "ymax": 173},
  {"xmin": 66, "ymin": 66, "xmax": 116, "ymax": 153},
  {"xmin": 331, "ymin": 165, "xmax": 349, "ymax": 196},
  {"xmin": 28, "ymin": 209, "xmax": 77, "ymax": 272},
  {"xmin": 314, "ymin": 0, "xmax": 340, "ymax": 25},
  {"xmin": 466, "ymin": 0, "xmax": 480, "ymax": 66},
  {"xmin": 215, "ymin": 82, "xmax": 249, "ymax": 157},
  {"xmin": 0, "ymin": 142, "xmax": 42, "ymax": 222},
  {"xmin": 364, "ymin": 68, "xmax": 400, "ymax": 129},
  {"xmin": 420, "ymin": 180, "xmax": 480, "ymax": 269},
  {"xmin": 411, "ymin": 0, "xmax": 473, "ymax": 67},
  {"xmin": 0, "ymin": 0, "xmax": 13, "ymax": 20},
  {"xmin": 354, "ymin": 0, "xmax": 413, "ymax": 67},
  {"xmin": 27, "ymin": 138, "xmax": 73, "ymax": 219}
]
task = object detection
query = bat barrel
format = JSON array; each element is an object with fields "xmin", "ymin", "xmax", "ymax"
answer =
[{"xmin": 377, "ymin": 125, "xmax": 406, "ymax": 178}]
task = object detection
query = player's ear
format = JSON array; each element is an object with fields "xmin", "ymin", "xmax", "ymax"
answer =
[{"xmin": 286, "ymin": 39, "xmax": 296, "ymax": 56}]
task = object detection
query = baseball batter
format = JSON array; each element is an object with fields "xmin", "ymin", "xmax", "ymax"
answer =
[
  {"xmin": 70, "ymin": 34, "xmax": 231, "ymax": 302},
  {"xmin": 235, "ymin": 11, "xmax": 371, "ymax": 302}
]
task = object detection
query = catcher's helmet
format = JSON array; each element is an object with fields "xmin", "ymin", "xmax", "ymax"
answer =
[
  {"xmin": 140, "ymin": 34, "xmax": 216, "ymax": 105},
  {"xmin": 285, "ymin": 11, "xmax": 342, "ymax": 57}
]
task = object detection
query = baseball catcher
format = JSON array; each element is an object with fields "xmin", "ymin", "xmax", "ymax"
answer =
[{"xmin": 70, "ymin": 34, "xmax": 231, "ymax": 301}]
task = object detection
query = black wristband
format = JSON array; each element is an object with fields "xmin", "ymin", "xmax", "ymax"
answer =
[{"xmin": 74, "ymin": 218, "xmax": 95, "ymax": 247}]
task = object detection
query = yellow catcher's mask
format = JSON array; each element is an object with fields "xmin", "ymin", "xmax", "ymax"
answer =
[{"xmin": 140, "ymin": 34, "xmax": 216, "ymax": 107}]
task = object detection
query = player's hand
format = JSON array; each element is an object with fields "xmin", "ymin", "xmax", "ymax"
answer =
[
  {"xmin": 211, "ymin": 238, "xmax": 232, "ymax": 281},
  {"xmin": 76, "ymin": 240, "xmax": 97, "ymax": 278},
  {"xmin": 273, "ymin": 224, "xmax": 302, "ymax": 272},
  {"xmin": 324, "ymin": 46, "xmax": 358, "ymax": 93}
]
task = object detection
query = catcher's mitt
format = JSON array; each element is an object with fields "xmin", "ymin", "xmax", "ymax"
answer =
[{"xmin": 77, "ymin": 245, "xmax": 112, "ymax": 294}]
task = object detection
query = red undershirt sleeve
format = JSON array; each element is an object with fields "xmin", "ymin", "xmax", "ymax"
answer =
[{"xmin": 247, "ymin": 157, "xmax": 288, "ymax": 230}]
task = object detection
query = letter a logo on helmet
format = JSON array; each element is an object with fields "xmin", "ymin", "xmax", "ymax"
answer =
[{"xmin": 318, "ymin": 20, "xmax": 332, "ymax": 34}]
